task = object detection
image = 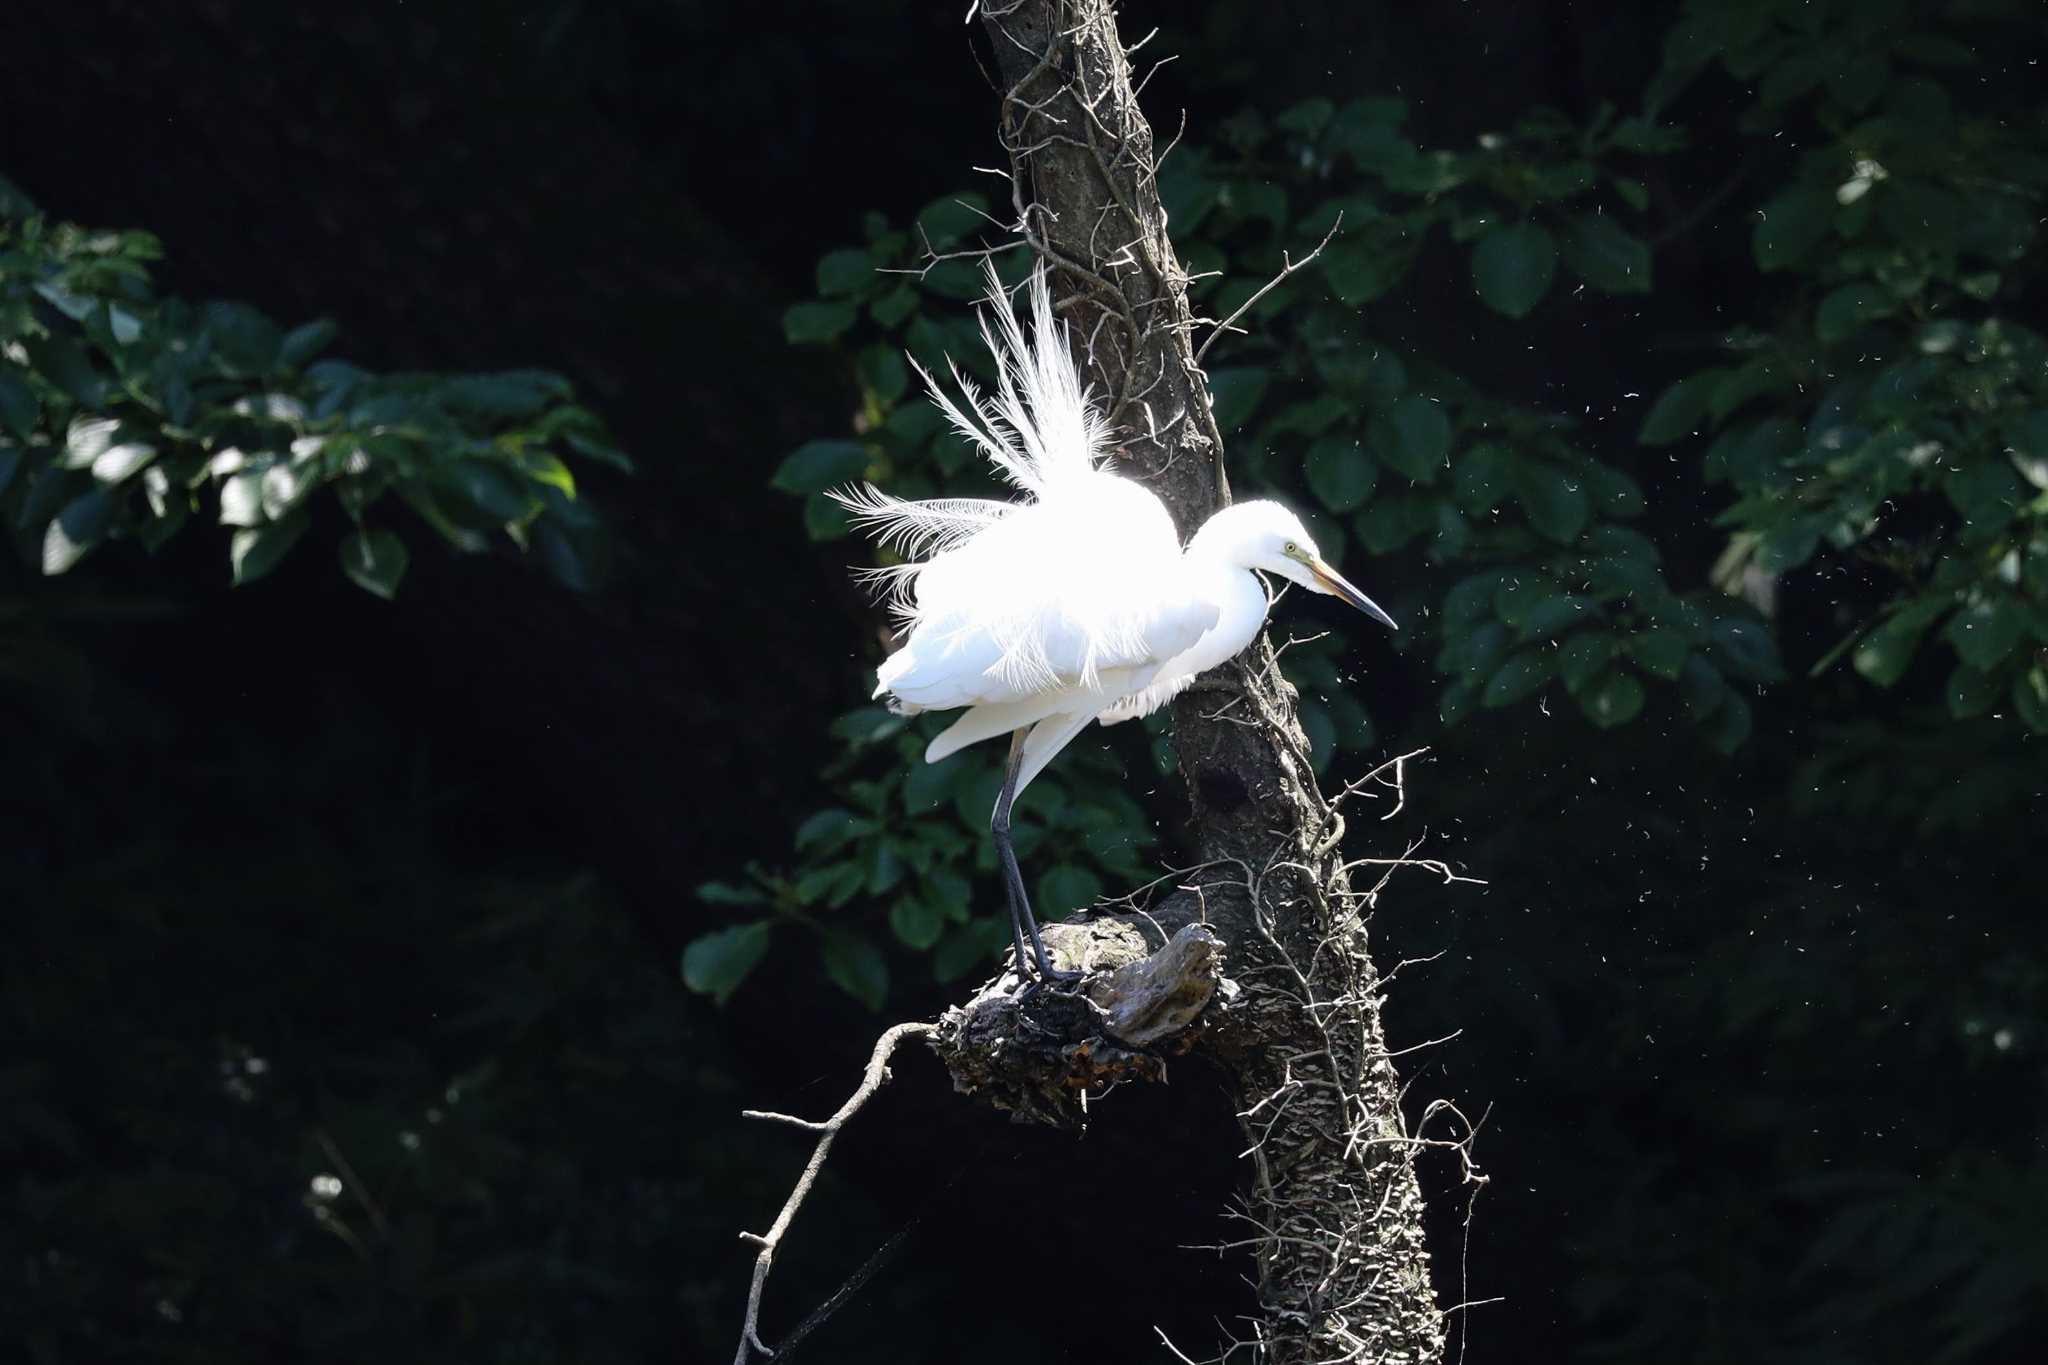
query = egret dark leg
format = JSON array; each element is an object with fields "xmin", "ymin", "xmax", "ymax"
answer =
[{"xmin": 993, "ymin": 728, "xmax": 1080, "ymax": 984}]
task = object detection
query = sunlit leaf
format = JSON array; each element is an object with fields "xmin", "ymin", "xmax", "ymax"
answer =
[
  {"xmin": 230, "ymin": 509, "xmax": 309, "ymax": 585},
  {"xmin": 340, "ymin": 529, "xmax": 409, "ymax": 599}
]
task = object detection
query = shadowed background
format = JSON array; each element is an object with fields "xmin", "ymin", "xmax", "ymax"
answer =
[{"xmin": 2, "ymin": 2, "xmax": 2042, "ymax": 1362}]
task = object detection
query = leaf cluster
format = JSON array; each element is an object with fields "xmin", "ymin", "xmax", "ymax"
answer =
[{"xmin": 0, "ymin": 179, "xmax": 627, "ymax": 595}]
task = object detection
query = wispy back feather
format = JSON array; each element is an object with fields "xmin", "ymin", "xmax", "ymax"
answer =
[{"xmin": 830, "ymin": 261, "xmax": 1113, "ymax": 625}]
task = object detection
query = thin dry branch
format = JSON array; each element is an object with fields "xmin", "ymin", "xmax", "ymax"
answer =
[
  {"xmin": 1192, "ymin": 212, "xmax": 1344, "ymax": 369},
  {"xmin": 731, "ymin": 1021, "xmax": 937, "ymax": 1365}
]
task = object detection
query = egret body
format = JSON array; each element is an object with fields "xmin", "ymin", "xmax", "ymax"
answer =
[{"xmin": 835, "ymin": 265, "xmax": 1395, "ymax": 980}]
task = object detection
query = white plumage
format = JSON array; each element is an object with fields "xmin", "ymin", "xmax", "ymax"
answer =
[{"xmin": 832, "ymin": 262, "xmax": 1396, "ymax": 979}]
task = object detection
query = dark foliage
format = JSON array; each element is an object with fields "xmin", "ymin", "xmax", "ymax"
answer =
[{"xmin": 3, "ymin": 2, "xmax": 2043, "ymax": 1362}]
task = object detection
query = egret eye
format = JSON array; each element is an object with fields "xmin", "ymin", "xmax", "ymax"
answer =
[{"xmin": 1284, "ymin": 540, "xmax": 1300, "ymax": 556}]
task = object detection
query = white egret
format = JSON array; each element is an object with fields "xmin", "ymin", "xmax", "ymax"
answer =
[{"xmin": 833, "ymin": 263, "xmax": 1395, "ymax": 981}]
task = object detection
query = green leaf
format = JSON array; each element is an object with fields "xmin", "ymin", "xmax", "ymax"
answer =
[
  {"xmin": 562, "ymin": 429, "xmax": 635, "ymax": 473},
  {"xmin": 856, "ymin": 346, "xmax": 908, "ymax": 404},
  {"xmin": 534, "ymin": 517, "xmax": 605, "ymax": 592},
  {"xmin": 1354, "ymin": 493, "xmax": 1432, "ymax": 553},
  {"xmin": 901, "ymin": 758, "xmax": 957, "ymax": 816},
  {"xmin": 1207, "ymin": 368, "xmax": 1269, "ymax": 433},
  {"xmin": 1515, "ymin": 462, "xmax": 1590, "ymax": 543},
  {"xmin": 1752, "ymin": 184, "xmax": 1832, "ymax": 272},
  {"xmin": 340, "ymin": 529, "xmax": 409, "ymax": 599},
  {"xmin": 438, "ymin": 370, "xmax": 570, "ymax": 420},
  {"xmin": 1037, "ymin": 865, "xmax": 1103, "ymax": 912},
  {"xmin": 0, "ymin": 171, "xmax": 39, "ymax": 218},
  {"xmin": 925, "ymin": 869, "xmax": 972, "ymax": 923},
  {"xmin": 1437, "ymin": 619, "xmax": 1511, "ymax": 680},
  {"xmin": 803, "ymin": 491, "xmax": 851, "ymax": 541},
  {"xmin": 65, "ymin": 415, "xmax": 122, "ymax": 470},
  {"xmin": 220, "ymin": 472, "xmax": 268, "ymax": 532},
  {"xmin": 24, "ymin": 333, "xmax": 105, "ymax": 406},
  {"xmin": 1276, "ymin": 96, "xmax": 1335, "ymax": 134},
  {"xmin": 1322, "ymin": 240, "xmax": 1408, "ymax": 307},
  {"xmin": 202, "ymin": 301, "xmax": 282, "ymax": 375},
  {"xmin": 782, "ymin": 300, "xmax": 858, "ymax": 345},
  {"xmin": 90, "ymin": 440, "xmax": 156, "ymax": 484},
  {"xmin": 1704, "ymin": 690, "xmax": 1750, "ymax": 753},
  {"xmin": 889, "ymin": 898, "xmax": 946, "ymax": 951},
  {"xmin": 1452, "ymin": 442, "xmax": 1513, "ymax": 512},
  {"xmin": 1304, "ymin": 435, "xmax": 1376, "ymax": 513},
  {"xmin": 830, "ymin": 706, "xmax": 903, "ymax": 746},
  {"xmin": 697, "ymin": 880, "xmax": 769, "ymax": 907},
  {"xmin": 1638, "ymin": 372, "xmax": 1719, "ymax": 445},
  {"xmin": 934, "ymin": 919, "xmax": 1005, "ymax": 983},
  {"xmin": 1852, "ymin": 596, "xmax": 1949, "ymax": 687},
  {"xmin": 771, "ymin": 439, "xmax": 868, "ymax": 494},
  {"xmin": 1297, "ymin": 699, "xmax": 1335, "ymax": 766},
  {"xmin": 1379, "ymin": 395, "xmax": 1450, "ymax": 482},
  {"xmin": 1946, "ymin": 663, "xmax": 2000, "ymax": 720},
  {"xmin": 681, "ymin": 922, "xmax": 772, "ymax": 1006},
  {"xmin": 42, "ymin": 487, "xmax": 115, "ymax": 575},
  {"xmin": 871, "ymin": 285, "xmax": 918, "ymax": 328},
  {"xmin": 230, "ymin": 509, "xmax": 309, "ymax": 585},
  {"xmin": 795, "ymin": 808, "xmax": 863, "ymax": 853},
  {"xmin": 1814, "ymin": 284, "xmax": 1895, "ymax": 345},
  {"xmin": 1626, "ymin": 628, "xmax": 1690, "ymax": 680},
  {"xmin": 1706, "ymin": 615, "xmax": 1784, "ymax": 683},
  {"xmin": 1559, "ymin": 632, "xmax": 1615, "ymax": 691},
  {"xmin": 816, "ymin": 248, "xmax": 875, "ymax": 297},
  {"xmin": 951, "ymin": 764, "xmax": 1004, "ymax": 830},
  {"xmin": 278, "ymin": 318, "xmax": 337, "ymax": 369},
  {"xmin": 0, "ymin": 367, "xmax": 36, "ymax": 440},
  {"xmin": 1271, "ymin": 396, "xmax": 1350, "ymax": 437},
  {"xmin": 1580, "ymin": 671, "xmax": 1645, "ymax": 729},
  {"xmin": 1471, "ymin": 222, "xmax": 1557, "ymax": 318},
  {"xmin": 1482, "ymin": 651, "xmax": 1552, "ymax": 708},
  {"xmin": 1559, "ymin": 213, "xmax": 1651, "ymax": 293},
  {"xmin": 2012, "ymin": 665, "xmax": 2048, "ymax": 733},
  {"xmin": 1493, "ymin": 574, "xmax": 1555, "ymax": 629},
  {"xmin": 1945, "ymin": 458, "xmax": 2023, "ymax": 535},
  {"xmin": 442, "ymin": 460, "xmax": 531, "ymax": 523},
  {"xmin": 1944, "ymin": 596, "xmax": 2026, "ymax": 671},
  {"xmin": 1515, "ymin": 593, "xmax": 1599, "ymax": 643},
  {"xmin": 821, "ymin": 931, "xmax": 889, "ymax": 1011},
  {"xmin": 864, "ymin": 843, "xmax": 905, "ymax": 896},
  {"xmin": 1444, "ymin": 570, "xmax": 1512, "ymax": 627},
  {"xmin": 914, "ymin": 194, "xmax": 988, "ymax": 252}
]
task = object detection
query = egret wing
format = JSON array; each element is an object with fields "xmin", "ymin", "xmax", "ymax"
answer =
[{"xmin": 878, "ymin": 473, "xmax": 1210, "ymax": 714}]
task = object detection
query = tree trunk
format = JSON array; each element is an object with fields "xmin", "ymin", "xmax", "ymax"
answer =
[{"xmin": 960, "ymin": 3, "xmax": 1447, "ymax": 1360}]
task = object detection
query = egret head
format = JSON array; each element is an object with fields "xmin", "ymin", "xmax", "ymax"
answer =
[{"xmin": 1218, "ymin": 500, "xmax": 1398, "ymax": 630}]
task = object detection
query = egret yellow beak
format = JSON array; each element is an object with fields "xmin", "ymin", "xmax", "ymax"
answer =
[{"xmin": 1308, "ymin": 556, "xmax": 1398, "ymax": 630}]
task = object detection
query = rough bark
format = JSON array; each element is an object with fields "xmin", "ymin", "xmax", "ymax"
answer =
[{"xmin": 939, "ymin": 4, "xmax": 1448, "ymax": 1361}]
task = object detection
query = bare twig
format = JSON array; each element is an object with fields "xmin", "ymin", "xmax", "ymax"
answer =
[
  {"xmin": 1192, "ymin": 212, "xmax": 1344, "ymax": 369},
  {"xmin": 731, "ymin": 1021, "xmax": 937, "ymax": 1364}
]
